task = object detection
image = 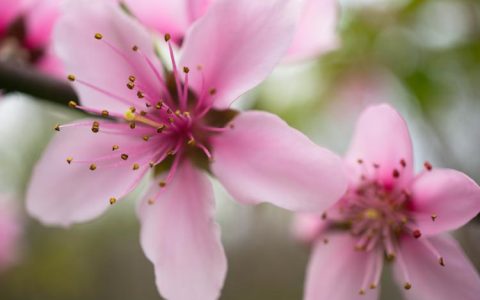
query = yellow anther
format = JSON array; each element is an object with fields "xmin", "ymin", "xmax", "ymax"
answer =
[
  {"xmin": 132, "ymin": 163, "xmax": 140, "ymax": 170},
  {"xmin": 109, "ymin": 197, "xmax": 117, "ymax": 205},
  {"xmin": 137, "ymin": 91, "xmax": 145, "ymax": 99},
  {"xmin": 187, "ymin": 137, "xmax": 195, "ymax": 146},
  {"xmin": 89, "ymin": 164, "xmax": 97, "ymax": 171},
  {"xmin": 140, "ymin": 110, "xmax": 147, "ymax": 116},
  {"xmin": 91, "ymin": 121, "xmax": 100, "ymax": 133},
  {"xmin": 363, "ymin": 208, "xmax": 380, "ymax": 220},
  {"xmin": 404, "ymin": 283, "xmax": 412, "ymax": 290},
  {"xmin": 129, "ymin": 122, "xmax": 136, "ymax": 129},
  {"xmin": 126, "ymin": 82, "xmax": 135, "ymax": 90},
  {"xmin": 54, "ymin": 124, "xmax": 61, "ymax": 131},
  {"xmin": 155, "ymin": 101, "xmax": 163, "ymax": 109},
  {"xmin": 124, "ymin": 110, "xmax": 136, "ymax": 121},
  {"xmin": 128, "ymin": 75, "xmax": 136, "ymax": 82},
  {"xmin": 386, "ymin": 253, "xmax": 396, "ymax": 261},
  {"xmin": 67, "ymin": 74, "xmax": 76, "ymax": 81},
  {"xmin": 164, "ymin": 33, "xmax": 171, "ymax": 42},
  {"xmin": 143, "ymin": 135, "xmax": 150, "ymax": 141},
  {"xmin": 183, "ymin": 66, "xmax": 190, "ymax": 73},
  {"xmin": 94, "ymin": 33, "xmax": 103, "ymax": 40},
  {"xmin": 66, "ymin": 157, "xmax": 73, "ymax": 164},
  {"xmin": 156, "ymin": 125, "xmax": 165, "ymax": 133},
  {"xmin": 121, "ymin": 154, "xmax": 129, "ymax": 160},
  {"xmin": 101, "ymin": 110, "xmax": 109, "ymax": 117},
  {"xmin": 68, "ymin": 100, "xmax": 78, "ymax": 108},
  {"xmin": 112, "ymin": 145, "xmax": 119, "ymax": 151},
  {"xmin": 159, "ymin": 181, "xmax": 166, "ymax": 188}
]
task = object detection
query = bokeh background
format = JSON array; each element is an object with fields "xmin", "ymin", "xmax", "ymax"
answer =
[{"xmin": 1, "ymin": 0, "xmax": 480, "ymax": 299}]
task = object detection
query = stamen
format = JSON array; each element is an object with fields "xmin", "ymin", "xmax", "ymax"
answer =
[
  {"xmin": 395, "ymin": 248, "xmax": 412, "ymax": 290},
  {"xmin": 359, "ymin": 254, "xmax": 376, "ymax": 295},
  {"xmin": 370, "ymin": 251, "xmax": 384, "ymax": 289},
  {"xmin": 419, "ymin": 238, "xmax": 445, "ymax": 267},
  {"xmin": 165, "ymin": 33, "xmax": 184, "ymax": 105},
  {"xmin": 91, "ymin": 121, "xmax": 100, "ymax": 133},
  {"xmin": 109, "ymin": 197, "xmax": 117, "ymax": 205}
]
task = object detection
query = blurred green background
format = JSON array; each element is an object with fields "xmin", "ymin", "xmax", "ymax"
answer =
[{"xmin": 1, "ymin": 0, "xmax": 480, "ymax": 299}]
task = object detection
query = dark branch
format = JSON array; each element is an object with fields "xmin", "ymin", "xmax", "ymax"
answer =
[{"xmin": 0, "ymin": 62, "xmax": 77, "ymax": 104}]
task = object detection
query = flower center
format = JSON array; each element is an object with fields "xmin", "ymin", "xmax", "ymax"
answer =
[
  {"xmin": 321, "ymin": 159, "xmax": 444, "ymax": 295},
  {"xmin": 57, "ymin": 32, "xmax": 237, "ymax": 205}
]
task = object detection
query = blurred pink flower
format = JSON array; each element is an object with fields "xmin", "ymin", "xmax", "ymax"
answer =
[
  {"xmin": 26, "ymin": 0, "xmax": 347, "ymax": 299},
  {"xmin": 295, "ymin": 104, "xmax": 480, "ymax": 300},
  {"xmin": 0, "ymin": 0, "xmax": 62, "ymax": 74},
  {"xmin": 122, "ymin": 0, "xmax": 339, "ymax": 61},
  {"xmin": 0, "ymin": 196, "xmax": 22, "ymax": 273}
]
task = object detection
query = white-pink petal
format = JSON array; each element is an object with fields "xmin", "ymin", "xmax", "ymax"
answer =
[
  {"xmin": 285, "ymin": 0, "xmax": 339, "ymax": 62},
  {"xmin": 27, "ymin": 121, "xmax": 153, "ymax": 227},
  {"xmin": 345, "ymin": 104, "xmax": 414, "ymax": 188},
  {"xmin": 139, "ymin": 161, "xmax": 226, "ymax": 300},
  {"xmin": 410, "ymin": 169, "xmax": 480, "ymax": 236},
  {"xmin": 304, "ymin": 234, "xmax": 379, "ymax": 300},
  {"xmin": 54, "ymin": 0, "xmax": 162, "ymax": 114},
  {"xmin": 212, "ymin": 111, "xmax": 347, "ymax": 213},
  {"xmin": 393, "ymin": 235, "xmax": 480, "ymax": 300},
  {"xmin": 123, "ymin": 0, "xmax": 212, "ymax": 41},
  {"xmin": 180, "ymin": 0, "xmax": 302, "ymax": 108}
]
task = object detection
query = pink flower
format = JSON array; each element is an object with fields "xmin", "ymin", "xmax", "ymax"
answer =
[
  {"xmin": 0, "ymin": 0, "xmax": 62, "ymax": 74},
  {"xmin": 296, "ymin": 104, "xmax": 480, "ymax": 300},
  {"xmin": 122, "ymin": 0, "xmax": 339, "ymax": 61},
  {"xmin": 0, "ymin": 196, "xmax": 22, "ymax": 272},
  {"xmin": 26, "ymin": 0, "xmax": 347, "ymax": 299}
]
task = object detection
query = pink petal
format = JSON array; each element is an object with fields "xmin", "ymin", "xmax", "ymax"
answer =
[
  {"xmin": 54, "ymin": 0, "xmax": 162, "ymax": 114},
  {"xmin": 0, "ymin": 198, "xmax": 22, "ymax": 272},
  {"xmin": 304, "ymin": 234, "xmax": 379, "ymax": 300},
  {"xmin": 292, "ymin": 213, "xmax": 325, "ymax": 244},
  {"xmin": 345, "ymin": 104, "xmax": 414, "ymax": 188},
  {"xmin": 139, "ymin": 161, "xmax": 227, "ymax": 300},
  {"xmin": 24, "ymin": 0, "xmax": 60, "ymax": 48},
  {"xmin": 123, "ymin": 0, "xmax": 212, "ymax": 41},
  {"xmin": 0, "ymin": 0, "xmax": 24, "ymax": 32},
  {"xmin": 27, "ymin": 121, "xmax": 153, "ymax": 227},
  {"xmin": 285, "ymin": 0, "xmax": 339, "ymax": 62},
  {"xmin": 180, "ymin": 0, "xmax": 301, "ymax": 108},
  {"xmin": 409, "ymin": 169, "xmax": 480, "ymax": 236},
  {"xmin": 212, "ymin": 111, "xmax": 347, "ymax": 213},
  {"xmin": 393, "ymin": 235, "xmax": 480, "ymax": 300}
]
